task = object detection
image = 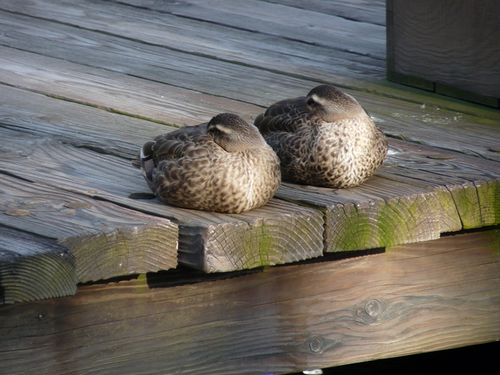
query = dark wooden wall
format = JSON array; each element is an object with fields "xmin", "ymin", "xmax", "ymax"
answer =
[{"xmin": 387, "ymin": 0, "xmax": 500, "ymax": 107}]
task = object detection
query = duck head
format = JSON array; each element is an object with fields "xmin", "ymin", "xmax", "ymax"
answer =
[
  {"xmin": 207, "ymin": 113, "xmax": 267, "ymax": 152},
  {"xmin": 306, "ymin": 85, "xmax": 366, "ymax": 123}
]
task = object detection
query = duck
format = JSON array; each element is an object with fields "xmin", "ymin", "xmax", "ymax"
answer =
[
  {"xmin": 139, "ymin": 113, "xmax": 281, "ymax": 214},
  {"xmin": 254, "ymin": 85, "xmax": 388, "ymax": 188}
]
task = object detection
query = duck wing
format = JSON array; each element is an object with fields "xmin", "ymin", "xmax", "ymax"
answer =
[
  {"xmin": 254, "ymin": 97, "xmax": 313, "ymax": 134},
  {"xmin": 140, "ymin": 123, "xmax": 210, "ymax": 184}
]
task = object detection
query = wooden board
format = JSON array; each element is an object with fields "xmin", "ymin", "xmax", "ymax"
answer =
[
  {"xmin": 2, "ymin": 0, "xmax": 498, "ymax": 126},
  {"xmin": 116, "ymin": 0, "xmax": 386, "ymax": 58},
  {"xmin": 1, "ymin": 22, "xmax": 499, "ymax": 162},
  {"xmin": 0, "ymin": 128, "xmax": 325, "ymax": 273},
  {"xmin": 2, "ymin": 85, "xmax": 499, "ymax": 259},
  {"xmin": 0, "ymin": 170, "xmax": 178, "ymax": 283},
  {"xmin": 1, "ymin": 229, "xmax": 499, "ymax": 374},
  {"xmin": 0, "ymin": 0, "xmax": 386, "ymax": 84},
  {"xmin": 377, "ymin": 140, "xmax": 500, "ymax": 231},
  {"xmin": 261, "ymin": 0, "xmax": 386, "ymax": 26},
  {"xmin": 272, "ymin": 138, "xmax": 500, "ymax": 251},
  {"xmin": 0, "ymin": 226, "xmax": 76, "ymax": 304},
  {"xmin": 0, "ymin": 46, "xmax": 260, "ymax": 126}
]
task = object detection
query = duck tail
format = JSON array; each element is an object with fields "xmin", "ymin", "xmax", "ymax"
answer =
[{"xmin": 140, "ymin": 141, "xmax": 156, "ymax": 187}]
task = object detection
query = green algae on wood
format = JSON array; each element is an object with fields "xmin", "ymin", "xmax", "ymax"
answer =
[
  {"xmin": 326, "ymin": 190, "xmax": 441, "ymax": 252},
  {"xmin": 196, "ymin": 201, "xmax": 325, "ymax": 273}
]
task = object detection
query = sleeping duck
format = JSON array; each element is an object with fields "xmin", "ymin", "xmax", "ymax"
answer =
[
  {"xmin": 254, "ymin": 85, "xmax": 388, "ymax": 188},
  {"xmin": 140, "ymin": 113, "xmax": 281, "ymax": 213}
]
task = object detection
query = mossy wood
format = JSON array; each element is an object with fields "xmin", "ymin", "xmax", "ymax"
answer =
[
  {"xmin": 3, "ymin": 97, "xmax": 499, "ymax": 264},
  {"xmin": 278, "ymin": 137, "xmax": 500, "ymax": 252},
  {"xmin": 1, "ymin": 90, "xmax": 499, "ymax": 267},
  {"xmin": 1, "ymin": 230, "xmax": 499, "ymax": 374},
  {"xmin": 0, "ymin": 172, "xmax": 178, "ymax": 284},
  {"xmin": 0, "ymin": 226, "xmax": 76, "ymax": 304},
  {"xmin": 0, "ymin": 128, "xmax": 324, "ymax": 273}
]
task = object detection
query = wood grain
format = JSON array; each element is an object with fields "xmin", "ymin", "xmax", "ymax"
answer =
[
  {"xmin": 116, "ymin": 0, "xmax": 385, "ymax": 58},
  {"xmin": 0, "ymin": 226, "xmax": 76, "ymax": 304},
  {"xmin": 4, "ymin": 0, "xmax": 498, "ymax": 120},
  {"xmin": 0, "ymin": 46, "xmax": 260, "ymax": 126},
  {"xmin": 0, "ymin": 10, "xmax": 381, "ymax": 107},
  {"xmin": 0, "ymin": 83, "xmax": 174, "ymax": 160},
  {"xmin": 0, "ymin": 172, "xmax": 178, "ymax": 283},
  {"xmin": 0, "ymin": 0, "xmax": 385, "ymax": 83},
  {"xmin": 276, "ymin": 138, "xmax": 500, "ymax": 251},
  {"xmin": 277, "ymin": 175, "xmax": 442, "ymax": 252},
  {"xmin": 0, "ymin": 128, "xmax": 324, "ymax": 272},
  {"xmin": 1, "ymin": 229, "xmax": 499, "ymax": 374},
  {"xmin": 1, "ymin": 35, "xmax": 499, "ymax": 163},
  {"xmin": 2, "ymin": 85, "xmax": 499, "ymax": 259},
  {"xmin": 262, "ymin": 0, "xmax": 386, "ymax": 26},
  {"xmin": 377, "ymin": 139, "xmax": 500, "ymax": 231}
]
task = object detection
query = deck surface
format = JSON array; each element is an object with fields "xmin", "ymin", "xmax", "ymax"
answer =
[
  {"xmin": 1, "ymin": 1, "xmax": 500, "ymax": 374},
  {"xmin": 1, "ymin": 0, "xmax": 500, "ymax": 294}
]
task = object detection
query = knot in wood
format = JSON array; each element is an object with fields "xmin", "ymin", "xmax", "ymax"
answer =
[
  {"xmin": 64, "ymin": 202, "xmax": 92, "ymax": 209},
  {"xmin": 4, "ymin": 209, "xmax": 31, "ymax": 217},
  {"xmin": 365, "ymin": 299, "xmax": 381, "ymax": 317},
  {"xmin": 355, "ymin": 299, "xmax": 385, "ymax": 324},
  {"xmin": 307, "ymin": 337, "xmax": 324, "ymax": 354}
]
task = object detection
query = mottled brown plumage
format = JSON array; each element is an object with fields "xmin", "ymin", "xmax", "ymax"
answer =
[
  {"xmin": 254, "ymin": 85, "xmax": 388, "ymax": 188},
  {"xmin": 140, "ymin": 113, "xmax": 281, "ymax": 213}
]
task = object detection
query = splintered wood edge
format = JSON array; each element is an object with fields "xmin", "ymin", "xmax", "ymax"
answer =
[{"xmin": 0, "ymin": 227, "xmax": 77, "ymax": 304}]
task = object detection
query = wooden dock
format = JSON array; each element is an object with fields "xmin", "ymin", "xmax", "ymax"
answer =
[{"xmin": 1, "ymin": 1, "xmax": 499, "ymax": 374}]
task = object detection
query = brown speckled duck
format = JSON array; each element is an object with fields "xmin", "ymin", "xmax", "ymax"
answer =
[
  {"xmin": 140, "ymin": 113, "xmax": 281, "ymax": 213},
  {"xmin": 254, "ymin": 85, "xmax": 388, "ymax": 188}
]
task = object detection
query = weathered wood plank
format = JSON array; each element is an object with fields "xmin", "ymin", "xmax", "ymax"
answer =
[
  {"xmin": 277, "ymin": 175, "xmax": 442, "ymax": 252},
  {"xmin": 2, "ymin": 51, "xmax": 499, "ymax": 170},
  {"xmin": 114, "ymin": 0, "xmax": 386, "ymax": 58},
  {"xmin": 2, "ymin": 84, "xmax": 499, "ymax": 256},
  {"xmin": 0, "ymin": 226, "xmax": 76, "ymax": 304},
  {"xmin": 0, "ymin": 0, "xmax": 385, "ymax": 86},
  {"xmin": 0, "ymin": 129, "xmax": 325, "ymax": 272},
  {"xmin": 0, "ymin": 83, "xmax": 173, "ymax": 159},
  {"xmin": 4, "ymin": 0, "xmax": 499, "ymax": 121},
  {"xmin": 261, "ymin": 0, "xmax": 386, "ymax": 26},
  {"xmin": 1, "ymin": 34, "xmax": 499, "ymax": 163},
  {"xmin": 0, "ymin": 46, "xmax": 260, "ymax": 126},
  {"xmin": 377, "ymin": 139, "xmax": 500, "ymax": 231},
  {"xmin": 356, "ymin": 92, "xmax": 500, "ymax": 163},
  {"xmin": 0, "ymin": 10, "xmax": 311, "ymax": 108},
  {"xmin": 276, "ymin": 138, "xmax": 500, "ymax": 251},
  {"xmin": 0, "ymin": 172, "xmax": 178, "ymax": 283},
  {"xmin": 1, "ymin": 229, "xmax": 499, "ymax": 374}
]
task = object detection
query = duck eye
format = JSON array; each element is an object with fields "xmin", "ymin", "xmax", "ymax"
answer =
[
  {"xmin": 209, "ymin": 126, "xmax": 220, "ymax": 135},
  {"xmin": 306, "ymin": 98, "xmax": 316, "ymax": 107}
]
